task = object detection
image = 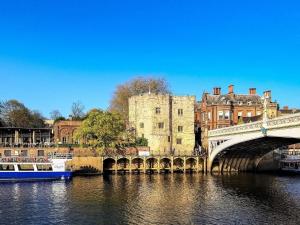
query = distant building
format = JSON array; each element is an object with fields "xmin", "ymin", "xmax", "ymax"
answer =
[
  {"xmin": 129, "ymin": 93, "xmax": 195, "ymax": 156},
  {"xmin": 197, "ymin": 85, "xmax": 278, "ymax": 150},
  {"xmin": 0, "ymin": 127, "xmax": 53, "ymax": 147},
  {"xmin": 278, "ymin": 106, "xmax": 300, "ymax": 116},
  {"xmin": 53, "ymin": 120, "xmax": 82, "ymax": 144}
]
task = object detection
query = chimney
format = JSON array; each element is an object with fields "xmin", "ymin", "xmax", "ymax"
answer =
[
  {"xmin": 228, "ymin": 85, "xmax": 234, "ymax": 94},
  {"xmin": 264, "ymin": 90, "xmax": 271, "ymax": 98},
  {"xmin": 283, "ymin": 106, "xmax": 289, "ymax": 110},
  {"xmin": 249, "ymin": 88, "xmax": 256, "ymax": 95},
  {"xmin": 213, "ymin": 87, "xmax": 221, "ymax": 95}
]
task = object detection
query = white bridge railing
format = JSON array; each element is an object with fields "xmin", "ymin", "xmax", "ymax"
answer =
[{"xmin": 208, "ymin": 113, "xmax": 300, "ymax": 138}]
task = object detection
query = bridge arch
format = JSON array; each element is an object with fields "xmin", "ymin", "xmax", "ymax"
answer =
[
  {"xmin": 208, "ymin": 133, "xmax": 300, "ymax": 172},
  {"xmin": 103, "ymin": 157, "xmax": 116, "ymax": 172}
]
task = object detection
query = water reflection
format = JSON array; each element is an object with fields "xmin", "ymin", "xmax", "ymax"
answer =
[{"xmin": 1, "ymin": 174, "xmax": 300, "ymax": 225}]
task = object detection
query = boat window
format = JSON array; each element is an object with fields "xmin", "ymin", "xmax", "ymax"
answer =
[
  {"xmin": 18, "ymin": 164, "xmax": 34, "ymax": 171},
  {"xmin": 0, "ymin": 164, "xmax": 15, "ymax": 171},
  {"xmin": 36, "ymin": 164, "xmax": 53, "ymax": 171}
]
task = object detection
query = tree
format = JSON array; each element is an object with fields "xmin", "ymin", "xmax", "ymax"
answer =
[
  {"xmin": 109, "ymin": 77, "xmax": 170, "ymax": 121},
  {"xmin": 50, "ymin": 110, "xmax": 62, "ymax": 120},
  {"xmin": 0, "ymin": 100, "xmax": 45, "ymax": 128},
  {"xmin": 75, "ymin": 109, "xmax": 126, "ymax": 150},
  {"xmin": 71, "ymin": 101, "xmax": 85, "ymax": 120}
]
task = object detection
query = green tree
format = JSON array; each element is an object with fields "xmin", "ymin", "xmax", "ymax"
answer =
[
  {"xmin": 109, "ymin": 77, "xmax": 170, "ymax": 121},
  {"xmin": 75, "ymin": 109, "xmax": 126, "ymax": 151}
]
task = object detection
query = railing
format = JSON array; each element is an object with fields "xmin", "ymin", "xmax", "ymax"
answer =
[
  {"xmin": 208, "ymin": 112, "xmax": 300, "ymax": 137},
  {"xmin": 0, "ymin": 157, "xmax": 50, "ymax": 163}
]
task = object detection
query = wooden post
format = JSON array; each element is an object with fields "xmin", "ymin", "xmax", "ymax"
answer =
[
  {"xmin": 196, "ymin": 157, "xmax": 199, "ymax": 173},
  {"xmin": 157, "ymin": 157, "xmax": 160, "ymax": 174},
  {"xmin": 183, "ymin": 157, "xmax": 186, "ymax": 173}
]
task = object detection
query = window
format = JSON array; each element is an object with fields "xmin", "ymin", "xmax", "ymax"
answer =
[
  {"xmin": 238, "ymin": 111, "xmax": 243, "ymax": 117},
  {"xmin": 178, "ymin": 126, "xmax": 183, "ymax": 132},
  {"xmin": 20, "ymin": 150, "xmax": 28, "ymax": 157},
  {"xmin": 247, "ymin": 112, "xmax": 252, "ymax": 117},
  {"xmin": 178, "ymin": 109, "xmax": 183, "ymax": 116},
  {"xmin": 0, "ymin": 164, "xmax": 14, "ymax": 171},
  {"xmin": 224, "ymin": 111, "xmax": 230, "ymax": 120},
  {"xmin": 62, "ymin": 137, "xmax": 67, "ymax": 144},
  {"xmin": 141, "ymin": 134, "xmax": 144, "ymax": 138},
  {"xmin": 218, "ymin": 111, "xmax": 224, "ymax": 120},
  {"xmin": 38, "ymin": 150, "xmax": 45, "ymax": 157},
  {"xmin": 208, "ymin": 112, "xmax": 211, "ymax": 120},
  {"xmin": 18, "ymin": 164, "xmax": 34, "ymax": 171},
  {"xmin": 140, "ymin": 122, "xmax": 144, "ymax": 128},
  {"xmin": 37, "ymin": 164, "xmax": 52, "ymax": 171},
  {"xmin": 176, "ymin": 138, "xmax": 182, "ymax": 144},
  {"xmin": 158, "ymin": 122, "xmax": 164, "ymax": 129},
  {"xmin": 4, "ymin": 150, "xmax": 11, "ymax": 157},
  {"xmin": 155, "ymin": 107, "xmax": 161, "ymax": 114},
  {"xmin": 247, "ymin": 101, "xmax": 252, "ymax": 106},
  {"xmin": 168, "ymin": 136, "xmax": 171, "ymax": 142}
]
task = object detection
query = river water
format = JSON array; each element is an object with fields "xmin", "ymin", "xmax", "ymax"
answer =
[{"xmin": 1, "ymin": 174, "xmax": 300, "ymax": 225}]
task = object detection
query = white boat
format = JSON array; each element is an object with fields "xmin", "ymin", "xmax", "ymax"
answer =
[{"xmin": 0, "ymin": 153, "xmax": 73, "ymax": 181}]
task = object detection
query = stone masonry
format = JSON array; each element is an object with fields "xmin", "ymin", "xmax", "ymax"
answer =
[{"xmin": 128, "ymin": 93, "xmax": 195, "ymax": 155}]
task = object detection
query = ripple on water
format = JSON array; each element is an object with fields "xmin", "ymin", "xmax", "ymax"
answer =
[{"xmin": 1, "ymin": 174, "xmax": 300, "ymax": 225}]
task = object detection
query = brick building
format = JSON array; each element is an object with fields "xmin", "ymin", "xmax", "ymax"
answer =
[
  {"xmin": 197, "ymin": 85, "xmax": 278, "ymax": 150},
  {"xmin": 53, "ymin": 120, "xmax": 82, "ymax": 144},
  {"xmin": 129, "ymin": 93, "xmax": 195, "ymax": 156}
]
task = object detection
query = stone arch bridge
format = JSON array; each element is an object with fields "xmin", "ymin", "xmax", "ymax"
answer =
[{"xmin": 207, "ymin": 113, "xmax": 300, "ymax": 172}]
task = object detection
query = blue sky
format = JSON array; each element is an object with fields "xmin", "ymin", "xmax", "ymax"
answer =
[{"xmin": 0, "ymin": 0, "xmax": 300, "ymax": 118}]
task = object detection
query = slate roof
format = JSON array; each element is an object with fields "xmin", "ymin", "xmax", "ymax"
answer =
[{"xmin": 204, "ymin": 93, "xmax": 262, "ymax": 105}]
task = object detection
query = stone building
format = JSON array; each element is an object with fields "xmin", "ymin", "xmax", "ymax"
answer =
[
  {"xmin": 53, "ymin": 120, "xmax": 82, "ymax": 144},
  {"xmin": 129, "ymin": 93, "xmax": 195, "ymax": 156},
  {"xmin": 197, "ymin": 85, "xmax": 278, "ymax": 150}
]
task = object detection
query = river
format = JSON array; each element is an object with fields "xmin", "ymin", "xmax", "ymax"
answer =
[{"xmin": 1, "ymin": 174, "xmax": 300, "ymax": 225}]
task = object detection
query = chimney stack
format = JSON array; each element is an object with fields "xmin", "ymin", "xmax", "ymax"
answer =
[
  {"xmin": 283, "ymin": 106, "xmax": 289, "ymax": 110},
  {"xmin": 213, "ymin": 87, "xmax": 221, "ymax": 95},
  {"xmin": 264, "ymin": 90, "xmax": 272, "ymax": 98},
  {"xmin": 228, "ymin": 85, "xmax": 234, "ymax": 94},
  {"xmin": 249, "ymin": 88, "xmax": 256, "ymax": 95}
]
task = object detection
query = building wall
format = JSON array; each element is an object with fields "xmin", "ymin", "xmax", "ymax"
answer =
[
  {"xmin": 198, "ymin": 86, "xmax": 279, "ymax": 151},
  {"xmin": 129, "ymin": 94, "xmax": 195, "ymax": 155},
  {"xmin": 53, "ymin": 120, "xmax": 82, "ymax": 144}
]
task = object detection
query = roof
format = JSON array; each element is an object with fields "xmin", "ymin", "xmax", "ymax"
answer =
[{"xmin": 204, "ymin": 93, "xmax": 262, "ymax": 105}]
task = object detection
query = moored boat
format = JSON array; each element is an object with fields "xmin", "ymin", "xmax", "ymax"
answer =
[{"xmin": 0, "ymin": 153, "xmax": 73, "ymax": 181}]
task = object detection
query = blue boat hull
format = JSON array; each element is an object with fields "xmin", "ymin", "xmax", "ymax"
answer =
[{"xmin": 0, "ymin": 171, "xmax": 72, "ymax": 181}]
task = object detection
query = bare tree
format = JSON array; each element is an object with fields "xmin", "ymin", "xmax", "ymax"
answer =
[
  {"xmin": 50, "ymin": 110, "xmax": 62, "ymax": 120},
  {"xmin": 71, "ymin": 101, "xmax": 85, "ymax": 120},
  {"xmin": 109, "ymin": 77, "xmax": 170, "ymax": 121}
]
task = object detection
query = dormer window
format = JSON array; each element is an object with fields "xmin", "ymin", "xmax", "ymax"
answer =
[{"xmin": 247, "ymin": 101, "xmax": 252, "ymax": 106}]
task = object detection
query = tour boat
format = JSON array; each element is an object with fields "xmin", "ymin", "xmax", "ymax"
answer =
[
  {"xmin": 280, "ymin": 155, "xmax": 300, "ymax": 174},
  {"xmin": 0, "ymin": 153, "xmax": 73, "ymax": 181}
]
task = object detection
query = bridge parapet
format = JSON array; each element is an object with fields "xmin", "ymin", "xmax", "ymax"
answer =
[{"xmin": 208, "ymin": 113, "xmax": 300, "ymax": 138}]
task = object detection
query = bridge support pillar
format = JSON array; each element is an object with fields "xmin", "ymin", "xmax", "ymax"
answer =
[
  {"xmin": 114, "ymin": 157, "xmax": 118, "ymax": 174},
  {"xmin": 143, "ymin": 157, "xmax": 146, "ymax": 173},
  {"xmin": 171, "ymin": 157, "xmax": 174, "ymax": 173},
  {"xmin": 183, "ymin": 157, "xmax": 186, "ymax": 173},
  {"xmin": 129, "ymin": 157, "xmax": 132, "ymax": 174},
  {"xmin": 157, "ymin": 157, "xmax": 160, "ymax": 174}
]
